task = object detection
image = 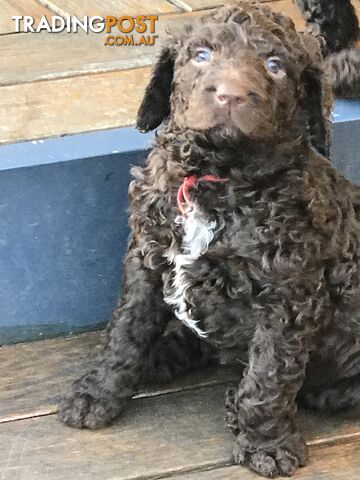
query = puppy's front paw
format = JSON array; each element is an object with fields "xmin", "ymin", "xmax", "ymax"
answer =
[
  {"xmin": 232, "ymin": 431, "xmax": 307, "ymax": 477},
  {"xmin": 58, "ymin": 377, "xmax": 127, "ymax": 429}
]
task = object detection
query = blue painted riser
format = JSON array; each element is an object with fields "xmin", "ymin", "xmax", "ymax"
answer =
[{"xmin": 0, "ymin": 100, "xmax": 359, "ymax": 345}]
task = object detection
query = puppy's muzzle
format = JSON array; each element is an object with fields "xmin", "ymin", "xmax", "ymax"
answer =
[
  {"xmin": 206, "ymin": 69, "xmax": 262, "ymax": 111},
  {"xmin": 215, "ymin": 80, "xmax": 248, "ymax": 106}
]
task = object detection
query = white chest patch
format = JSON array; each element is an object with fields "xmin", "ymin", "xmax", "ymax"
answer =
[{"xmin": 164, "ymin": 207, "xmax": 216, "ymax": 338}]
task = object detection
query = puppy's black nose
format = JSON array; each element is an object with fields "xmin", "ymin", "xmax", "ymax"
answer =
[{"xmin": 215, "ymin": 81, "xmax": 247, "ymax": 106}]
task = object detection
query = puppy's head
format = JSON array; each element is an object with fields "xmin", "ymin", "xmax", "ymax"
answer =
[{"xmin": 137, "ymin": 3, "xmax": 331, "ymax": 155}]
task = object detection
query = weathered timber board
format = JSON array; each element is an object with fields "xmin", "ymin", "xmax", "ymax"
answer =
[
  {"xmin": 0, "ymin": 68, "xmax": 150, "ymax": 145},
  {"xmin": 0, "ymin": 0, "xmax": 53, "ymax": 35},
  {"xmin": 0, "ymin": 384, "xmax": 359, "ymax": 480},
  {"xmin": 166, "ymin": 439, "xmax": 360, "ymax": 479},
  {"xmin": 0, "ymin": 331, "xmax": 240, "ymax": 423}
]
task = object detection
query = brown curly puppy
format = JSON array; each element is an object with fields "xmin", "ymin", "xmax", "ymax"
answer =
[{"xmin": 59, "ymin": 3, "xmax": 360, "ymax": 477}]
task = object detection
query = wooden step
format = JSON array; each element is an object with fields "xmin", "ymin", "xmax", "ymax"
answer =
[
  {"xmin": 0, "ymin": 333, "xmax": 360, "ymax": 479},
  {"xmin": 1, "ymin": 385, "xmax": 359, "ymax": 480},
  {"xmin": 0, "ymin": 68, "xmax": 151, "ymax": 145},
  {"xmin": 0, "ymin": 331, "xmax": 240, "ymax": 423},
  {"xmin": 167, "ymin": 440, "xmax": 360, "ymax": 479}
]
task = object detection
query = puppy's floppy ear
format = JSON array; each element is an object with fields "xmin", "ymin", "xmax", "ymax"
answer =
[
  {"xmin": 300, "ymin": 34, "xmax": 333, "ymax": 157},
  {"xmin": 136, "ymin": 46, "xmax": 175, "ymax": 132},
  {"xmin": 301, "ymin": 67, "xmax": 330, "ymax": 157}
]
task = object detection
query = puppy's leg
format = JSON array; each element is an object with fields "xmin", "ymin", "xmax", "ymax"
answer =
[
  {"xmin": 294, "ymin": 0, "xmax": 359, "ymax": 52},
  {"xmin": 142, "ymin": 324, "xmax": 215, "ymax": 384},
  {"xmin": 227, "ymin": 321, "xmax": 310, "ymax": 478},
  {"xmin": 59, "ymin": 249, "xmax": 170, "ymax": 429},
  {"xmin": 300, "ymin": 324, "xmax": 360, "ymax": 412}
]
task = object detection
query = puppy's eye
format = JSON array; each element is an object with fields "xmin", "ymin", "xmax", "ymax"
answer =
[
  {"xmin": 266, "ymin": 57, "xmax": 284, "ymax": 75},
  {"xmin": 193, "ymin": 48, "xmax": 211, "ymax": 63}
]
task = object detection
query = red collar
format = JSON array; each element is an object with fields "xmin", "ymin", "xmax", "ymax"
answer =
[{"xmin": 177, "ymin": 175, "xmax": 229, "ymax": 217}]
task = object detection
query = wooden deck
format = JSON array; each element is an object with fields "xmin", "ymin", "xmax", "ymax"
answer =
[
  {"xmin": 0, "ymin": 332, "xmax": 360, "ymax": 479},
  {"xmin": 0, "ymin": 0, "xmax": 359, "ymax": 145}
]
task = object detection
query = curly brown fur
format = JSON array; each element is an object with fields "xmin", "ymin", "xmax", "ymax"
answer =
[
  {"xmin": 294, "ymin": 0, "xmax": 359, "ymax": 53},
  {"xmin": 325, "ymin": 48, "xmax": 360, "ymax": 98},
  {"xmin": 59, "ymin": 3, "xmax": 360, "ymax": 477},
  {"xmin": 294, "ymin": 0, "xmax": 360, "ymax": 97}
]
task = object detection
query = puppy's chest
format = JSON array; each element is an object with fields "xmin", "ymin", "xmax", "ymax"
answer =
[
  {"xmin": 167, "ymin": 202, "xmax": 263, "ymax": 265},
  {"xmin": 163, "ymin": 204, "xmax": 262, "ymax": 338}
]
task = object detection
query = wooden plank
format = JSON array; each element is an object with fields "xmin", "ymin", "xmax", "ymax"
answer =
[
  {"xmin": 166, "ymin": 439, "xmax": 360, "ymax": 479},
  {"xmin": 0, "ymin": 13, "xmax": 198, "ymax": 87},
  {"xmin": 0, "ymin": 68, "xmax": 150, "ymax": 145},
  {"xmin": 40, "ymin": 0, "xmax": 179, "ymax": 16},
  {"xmin": 0, "ymin": 330, "xmax": 240, "ymax": 423},
  {"xmin": 0, "ymin": 385, "xmax": 359, "ymax": 480},
  {"xmin": 0, "ymin": 30, "xmax": 148, "ymax": 86},
  {"xmin": 0, "ymin": 332, "xmax": 101, "ymax": 423},
  {"xmin": 0, "ymin": 0, "xmax": 53, "ymax": 35},
  {"xmin": 0, "ymin": 386, "xmax": 232, "ymax": 480}
]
